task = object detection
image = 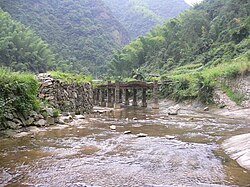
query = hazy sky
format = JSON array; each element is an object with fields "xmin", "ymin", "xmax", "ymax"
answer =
[{"xmin": 184, "ymin": 0, "xmax": 203, "ymax": 6}]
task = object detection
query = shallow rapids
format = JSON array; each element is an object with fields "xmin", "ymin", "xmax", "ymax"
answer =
[{"xmin": 0, "ymin": 104, "xmax": 250, "ymax": 186}]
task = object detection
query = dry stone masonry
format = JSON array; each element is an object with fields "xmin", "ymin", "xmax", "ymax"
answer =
[
  {"xmin": 214, "ymin": 73, "xmax": 250, "ymax": 108},
  {"xmin": 37, "ymin": 73, "xmax": 93, "ymax": 114},
  {"xmin": 224, "ymin": 73, "xmax": 250, "ymax": 107}
]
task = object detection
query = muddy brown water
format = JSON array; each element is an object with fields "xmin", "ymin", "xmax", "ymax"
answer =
[{"xmin": 0, "ymin": 104, "xmax": 250, "ymax": 187}]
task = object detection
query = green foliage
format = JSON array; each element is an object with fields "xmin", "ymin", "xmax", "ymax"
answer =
[
  {"xmin": 202, "ymin": 52, "xmax": 250, "ymax": 79},
  {"xmin": 160, "ymin": 73, "xmax": 201, "ymax": 101},
  {"xmin": 197, "ymin": 76, "xmax": 214, "ymax": 104},
  {"xmin": 0, "ymin": 9, "xmax": 55, "ymax": 73},
  {"xmin": 103, "ymin": 0, "xmax": 189, "ymax": 39},
  {"xmin": 107, "ymin": 0, "xmax": 250, "ymax": 103},
  {"xmin": 52, "ymin": 108, "xmax": 60, "ymax": 118},
  {"xmin": 159, "ymin": 51, "xmax": 250, "ymax": 103},
  {"xmin": 0, "ymin": 67, "xmax": 39, "ymax": 128},
  {"xmin": 0, "ymin": 0, "xmax": 130, "ymax": 74},
  {"xmin": 108, "ymin": 0, "xmax": 250, "ymax": 79},
  {"xmin": 49, "ymin": 71, "xmax": 92, "ymax": 83}
]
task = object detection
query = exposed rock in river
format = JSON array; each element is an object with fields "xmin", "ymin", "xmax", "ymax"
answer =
[
  {"xmin": 124, "ymin": 131, "xmax": 131, "ymax": 134},
  {"xmin": 110, "ymin": 125, "xmax": 116, "ymax": 130},
  {"xmin": 223, "ymin": 133, "xmax": 250, "ymax": 170},
  {"xmin": 34, "ymin": 119, "xmax": 46, "ymax": 127},
  {"xmin": 137, "ymin": 133, "xmax": 147, "ymax": 137},
  {"xmin": 167, "ymin": 106, "xmax": 181, "ymax": 115}
]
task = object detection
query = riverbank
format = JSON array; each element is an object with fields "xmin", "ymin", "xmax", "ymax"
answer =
[
  {"xmin": 160, "ymin": 99, "xmax": 250, "ymax": 122},
  {"xmin": 1, "ymin": 99, "xmax": 249, "ymax": 137},
  {"xmin": 160, "ymin": 99, "xmax": 250, "ymax": 171},
  {"xmin": 0, "ymin": 114, "xmax": 88, "ymax": 138}
]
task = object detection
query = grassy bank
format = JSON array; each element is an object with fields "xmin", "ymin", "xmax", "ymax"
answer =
[
  {"xmin": 49, "ymin": 71, "xmax": 92, "ymax": 83},
  {"xmin": 0, "ymin": 68, "xmax": 39, "ymax": 128},
  {"xmin": 159, "ymin": 51, "xmax": 250, "ymax": 103}
]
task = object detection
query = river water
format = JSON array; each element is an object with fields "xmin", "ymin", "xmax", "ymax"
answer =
[{"xmin": 0, "ymin": 103, "xmax": 250, "ymax": 187}]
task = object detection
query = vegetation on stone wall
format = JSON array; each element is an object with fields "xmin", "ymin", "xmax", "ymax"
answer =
[
  {"xmin": 49, "ymin": 71, "xmax": 93, "ymax": 83},
  {"xmin": 0, "ymin": 68, "xmax": 39, "ymax": 129}
]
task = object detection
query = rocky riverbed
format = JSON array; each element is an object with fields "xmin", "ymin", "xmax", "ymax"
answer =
[{"xmin": 0, "ymin": 101, "xmax": 250, "ymax": 186}]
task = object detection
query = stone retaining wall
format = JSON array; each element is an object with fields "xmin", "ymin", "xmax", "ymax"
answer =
[
  {"xmin": 224, "ymin": 73, "xmax": 250, "ymax": 99},
  {"xmin": 224, "ymin": 73, "xmax": 250, "ymax": 107},
  {"xmin": 214, "ymin": 73, "xmax": 250, "ymax": 107},
  {"xmin": 37, "ymin": 73, "xmax": 93, "ymax": 114}
]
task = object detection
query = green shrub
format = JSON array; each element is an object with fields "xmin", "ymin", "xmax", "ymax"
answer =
[
  {"xmin": 52, "ymin": 108, "xmax": 60, "ymax": 117},
  {"xmin": 197, "ymin": 76, "xmax": 214, "ymax": 104},
  {"xmin": 160, "ymin": 73, "xmax": 201, "ymax": 101}
]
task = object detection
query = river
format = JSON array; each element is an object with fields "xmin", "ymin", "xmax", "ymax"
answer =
[{"xmin": 0, "ymin": 102, "xmax": 250, "ymax": 187}]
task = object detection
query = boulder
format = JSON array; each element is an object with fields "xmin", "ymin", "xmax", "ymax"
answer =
[
  {"xmin": 223, "ymin": 133, "xmax": 250, "ymax": 170},
  {"xmin": 137, "ymin": 133, "xmax": 147, "ymax": 137},
  {"xmin": 69, "ymin": 112, "xmax": 76, "ymax": 118},
  {"xmin": 4, "ymin": 113, "xmax": 14, "ymax": 120},
  {"xmin": 56, "ymin": 117, "xmax": 65, "ymax": 124},
  {"xmin": 6, "ymin": 120, "xmax": 22, "ymax": 130},
  {"xmin": 34, "ymin": 119, "xmax": 46, "ymax": 127},
  {"xmin": 110, "ymin": 125, "xmax": 116, "ymax": 130},
  {"xmin": 124, "ymin": 131, "xmax": 131, "ymax": 134},
  {"xmin": 13, "ymin": 118, "xmax": 24, "ymax": 126},
  {"xmin": 62, "ymin": 116, "xmax": 73, "ymax": 123},
  {"xmin": 16, "ymin": 113, "xmax": 27, "ymax": 126},
  {"xmin": 204, "ymin": 107, "xmax": 209, "ymax": 111},
  {"xmin": 26, "ymin": 117, "xmax": 35, "ymax": 125},
  {"xmin": 76, "ymin": 115, "xmax": 85, "ymax": 119},
  {"xmin": 30, "ymin": 111, "xmax": 38, "ymax": 117},
  {"xmin": 41, "ymin": 107, "xmax": 53, "ymax": 116},
  {"xmin": 168, "ymin": 107, "xmax": 181, "ymax": 115},
  {"xmin": 34, "ymin": 114, "xmax": 44, "ymax": 120},
  {"xmin": 46, "ymin": 116, "xmax": 55, "ymax": 125},
  {"xmin": 165, "ymin": 135, "xmax": 176, "ymax": 140}
]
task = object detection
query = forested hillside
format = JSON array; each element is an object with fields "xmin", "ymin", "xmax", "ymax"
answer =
[
  {"xmin": 0, "ymin": 9, "xmax": 55, "ymax": 73},
  {"xmin": 108, "ymin": 0, "xmax": 250, "ymax": 101},
  {"xmin": 103, "ymin": 0, "xmax": 189, "ymax": 39},
  {"xmin": 0, "ymin": 0, "xmax": 130, "ymax": 74}
]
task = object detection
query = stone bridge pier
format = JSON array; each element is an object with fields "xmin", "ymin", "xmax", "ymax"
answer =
[{"xmin": 93, "ymin": 80, "xmax": 159, "ymax": 109}]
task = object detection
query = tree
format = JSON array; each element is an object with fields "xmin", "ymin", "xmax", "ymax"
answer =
[{"xmin": 0, "ymin": 9, "xmax": 55, "ymax": 73}]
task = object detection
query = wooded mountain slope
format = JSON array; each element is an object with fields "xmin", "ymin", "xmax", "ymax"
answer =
[
  {"xmin": 108, "ymin": 0, "xmax": 250, "ymax": 102},
  {"xmin": 0, "ymin": 0, "xmax": 130, "ymax": 74},
  {"xmin": 108, "ymin": 0, "xmax": 250, "ymax": 77},
  {"xmin": 103, "ymin": 0, "xmax": 189, "ymax": 39},
  {"xmin": 0, "ymin": 9, "xmax": 55, "ymax": 73}
]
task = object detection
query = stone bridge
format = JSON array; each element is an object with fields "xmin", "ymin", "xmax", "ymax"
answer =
[{"xmin": 93, "ymin": 80, "xmax": 159, "ymax": 109}]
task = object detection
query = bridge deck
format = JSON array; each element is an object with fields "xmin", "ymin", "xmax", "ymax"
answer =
[{"xmin": 96, "ymin": 81, "xmax": 154, "ymax": 89}]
